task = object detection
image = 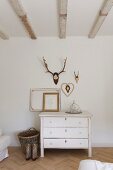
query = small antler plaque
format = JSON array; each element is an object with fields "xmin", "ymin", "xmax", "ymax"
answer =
[{"xmin": 74, "ymin": 71, "xmax": 79, "ymax": 83}]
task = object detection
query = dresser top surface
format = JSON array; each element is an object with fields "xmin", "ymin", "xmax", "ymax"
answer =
[{"xmin": 39, "ymin": 111, "xmax": 92, "ymax": 117}]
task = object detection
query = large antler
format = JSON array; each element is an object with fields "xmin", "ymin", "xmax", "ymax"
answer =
[
  {"xmin": 43, "ymin": 57, "xmax": 53, "ymax": 75},
  {"xmin": 59, "ymin": 57, "xmax": 67, "ymax": 74}
]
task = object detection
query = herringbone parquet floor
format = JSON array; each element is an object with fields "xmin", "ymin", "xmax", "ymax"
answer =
[{"xmin": 0, "ymin": 147, "xmax": 113, "ymax": 170}]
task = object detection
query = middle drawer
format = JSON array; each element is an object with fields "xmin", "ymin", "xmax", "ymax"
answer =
[{"xmin": 43, "ymin": 128, "xmax": 88, "ymax": 138}]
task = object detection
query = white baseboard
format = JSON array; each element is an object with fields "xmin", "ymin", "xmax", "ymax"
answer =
[{"xmin": 92, "ymin": 143, "xmax": 113, "ymax": 147}]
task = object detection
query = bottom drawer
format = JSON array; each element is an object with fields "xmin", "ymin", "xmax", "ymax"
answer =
[{"xmin": 44, "ymin": 139, "xmax": 88, "ymax": 148}]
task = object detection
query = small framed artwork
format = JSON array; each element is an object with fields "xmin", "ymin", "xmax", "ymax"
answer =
[{"xmin": 43, "ymin": 93, "xmax": 59, "ymax": 112}]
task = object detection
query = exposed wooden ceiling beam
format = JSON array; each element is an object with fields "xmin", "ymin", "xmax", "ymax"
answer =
[
  {"xmin": 89, "ymin": 0, "xmax": 113, "ymax": 38},
  {"xmin": 0, "ymin": 30, "xmax": 9, "ymax": 40},
  {"xmin": 9, "ymin": 0, "xmax": 37, "ymax": 39},
  {"xmin": 59, "ymin": 0, "xmax": 68, "ymax": 39}
]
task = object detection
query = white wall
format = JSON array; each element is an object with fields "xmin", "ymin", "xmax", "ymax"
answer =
[{"xmin": 0, "ymin": 36, "xmax": 113, "ymax": 146}]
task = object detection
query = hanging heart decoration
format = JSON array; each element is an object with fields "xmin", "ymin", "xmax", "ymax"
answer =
[{"xmin": 61, "ymin": 83, "xmax": 74, "ymax": 97}]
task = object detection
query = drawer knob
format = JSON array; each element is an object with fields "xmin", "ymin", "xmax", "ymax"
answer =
[
  {"xmin": 65, "ymin": 129, "xmax": 67, "ymax": 132},
  {"xmin": 65, "ymin": 140, "xmax": 67, "ymax": 143},
  {"xmin": 65, "ymin": 117, "xmax": 67, "ymax": 120}
]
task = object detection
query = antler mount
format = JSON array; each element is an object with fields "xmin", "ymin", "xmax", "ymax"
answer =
[{"xmin": 43, "ymin": 57, "xmax": 67, "ymax": 85}]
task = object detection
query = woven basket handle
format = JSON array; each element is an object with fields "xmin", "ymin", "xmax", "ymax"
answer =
[{"xmin": 28, "ymin": 127, "xmax": 36, "ymax": 131}]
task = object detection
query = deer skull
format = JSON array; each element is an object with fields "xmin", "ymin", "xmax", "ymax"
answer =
[{"xmin": 43, "ymin": 57, "xmax": 67, "ymax": 85}]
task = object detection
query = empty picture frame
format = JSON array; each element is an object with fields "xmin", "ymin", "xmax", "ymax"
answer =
[
  {"xmin": 43, "ymin": 93, "xmax": 59, "ymax": 112},
  {"xmin": 29, "ymin": 88, "xmax": 61, "ymax": 112}
]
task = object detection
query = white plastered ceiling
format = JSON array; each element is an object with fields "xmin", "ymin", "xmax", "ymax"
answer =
[{"xmin": 0, "ymin": 0, "xmax": 113, "ymax": 38}]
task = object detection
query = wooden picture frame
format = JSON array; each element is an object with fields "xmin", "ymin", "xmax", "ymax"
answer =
[{"xmin": 43, "ymin": 93, "xmax": 59, "ymax": 112}]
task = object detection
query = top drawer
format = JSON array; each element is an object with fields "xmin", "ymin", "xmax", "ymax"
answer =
[{"xmin": 43, "ymin": 117, "xmax": 88, "ymax": 127}]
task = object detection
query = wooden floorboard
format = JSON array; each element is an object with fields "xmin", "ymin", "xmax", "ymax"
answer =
[{"xmin": 0, "ymin": 147, "xmax": 113, "ymax": 170}]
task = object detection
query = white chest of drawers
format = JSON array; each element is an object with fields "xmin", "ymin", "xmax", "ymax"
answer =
[{"xmin": 39, "ymin": 112, "xmax": 92, "ymax": 157}]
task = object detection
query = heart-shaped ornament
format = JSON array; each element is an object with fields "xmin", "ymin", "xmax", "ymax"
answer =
[{"xmin": 61, "ymin": 83, "xmax": 74, "ymax": 97}]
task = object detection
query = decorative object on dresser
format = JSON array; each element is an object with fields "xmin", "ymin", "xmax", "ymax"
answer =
[
  {"xmin": 29, "ymin": 88, "xmax": 61, "ymax": 112},
  {"xmin": 66, "ymin": 100, "xmax": 82, "ymax": 114},
  {"xmin": 61, "ymin": 83, "xmax": 74, "ymax": 97},
  {"xmin": 74, "ymin": 71, "xmax": 79, "ymax": 83},
  {"xmin": 43, "ymin": 57, "xmax": 67, "ymax": 85},
  {"xmin": 39, "ymin": 111, "xmax": 92, "ymax": 158},
  {"xmin": 43, "ymin": 92, "xmax": 59, "ymax": 112}
]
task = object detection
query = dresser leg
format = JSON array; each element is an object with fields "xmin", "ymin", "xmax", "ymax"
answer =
[
  {"xmin": 88, "ymin": 117, "xmax": 92, "ymax": 157},
  {"xmin": 88, "ymin": 147, "xmax": 92, "ymax": 157},
  {"xmin": 40, "ymin": 147, "xmax": 44, "ymax": 157},
  {"xmin": 40, "ymin": 117, "xmax": 44, "ymax": 157}
]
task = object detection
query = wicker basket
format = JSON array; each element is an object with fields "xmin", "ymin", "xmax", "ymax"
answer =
[{"xmin": 18, "ymin": 128, "xmax": 40, "ymax": 159}]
